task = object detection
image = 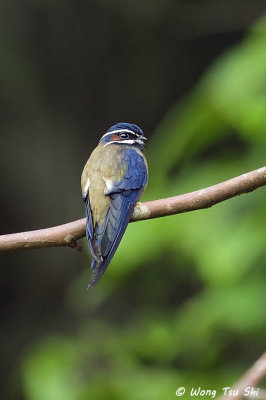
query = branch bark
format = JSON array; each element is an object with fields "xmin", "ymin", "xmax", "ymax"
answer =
[
  {"xmin": 0, "ymin": 166, "xmax": 265, "ymax": 253},
  {"xmin": 218, "ymin": 352, "xmax": 266, "ymax": 400}
]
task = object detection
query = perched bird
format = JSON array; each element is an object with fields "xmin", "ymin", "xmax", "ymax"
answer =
[{"xmin": 81, "ymin": 122, "xmax": 148, "ymax": 288}]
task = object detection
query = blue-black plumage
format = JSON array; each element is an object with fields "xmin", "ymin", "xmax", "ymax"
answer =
[{"xmin": 81, "ymin": 123, "xmax": 148, "ymax": 288}]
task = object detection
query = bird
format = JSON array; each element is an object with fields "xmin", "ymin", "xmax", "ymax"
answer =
[{"xmin": 81, "ymin": 122, "xmax": 148, "ymax": 288}]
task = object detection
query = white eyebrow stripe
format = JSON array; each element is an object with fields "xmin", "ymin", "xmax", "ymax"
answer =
[{"xmin": 101, "ymin": 129, "xmax": 139, "ymax": 139}]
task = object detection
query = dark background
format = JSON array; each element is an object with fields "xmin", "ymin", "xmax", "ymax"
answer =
[{"xmin": 0, "ymin": 1, "xmax": 265, "ymax": 399}]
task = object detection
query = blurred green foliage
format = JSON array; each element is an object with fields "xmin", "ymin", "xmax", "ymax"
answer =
[{"xmin": 18, "ymin": 19, "xmax": 266, "ymax": 400}]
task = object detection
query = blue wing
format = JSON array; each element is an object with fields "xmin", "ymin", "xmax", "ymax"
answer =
[
  {"xmin": 88, "ymin": 149, "xmax": 148, "ymax": 288},
  {"xmin": 84, "ymin": 195, "xmax": 102, "ymax": 262}
]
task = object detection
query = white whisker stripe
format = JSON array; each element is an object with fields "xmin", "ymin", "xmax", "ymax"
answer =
[{"xmin": 103, "ymin": 139, "xmax": 145, "ymax": 147}]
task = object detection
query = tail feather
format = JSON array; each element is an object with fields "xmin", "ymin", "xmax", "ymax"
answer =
[
  {"xmin": 88, "ymin": 259, "xmax": 107, "ymax": 289},
  {"xmin": 87, "ymin": 190, "xmax": 141, "ymax": 289},
  {"xmin": 88, "ymin": 237, "xmax": 102, "ymax": 263}
]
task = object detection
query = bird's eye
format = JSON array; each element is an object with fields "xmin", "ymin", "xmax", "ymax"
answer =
[{"xmin": 119, "ymin": 132, "xmax": 129, "ymax": 140}]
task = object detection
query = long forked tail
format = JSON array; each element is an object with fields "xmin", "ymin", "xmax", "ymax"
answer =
[
  {"xmin": 87, "ymin": 190, "xmax": 143, "ymax": 289},
  {"xmin": 88, "ymin": 259, "xmax": 108, "ymax": 289}
]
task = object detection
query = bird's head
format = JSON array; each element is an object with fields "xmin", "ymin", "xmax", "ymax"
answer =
[{"xmin": 100, "ymin": 122, "xmax": 147, "ymax": 150}]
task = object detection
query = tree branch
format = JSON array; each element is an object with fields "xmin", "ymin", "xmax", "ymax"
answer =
[
  {"xmin": 0, "ymin": 166, "xmax": 265, "ymax": 253},
  {"xmin": 218, "ymin": 352, "xmax": 266, "ymax": 400}
]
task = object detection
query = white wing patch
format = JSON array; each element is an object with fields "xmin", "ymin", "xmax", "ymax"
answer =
[
  {"xmin": 82, "ymin": 177, "xmax": 90, "ymax": 198},
  {"xmin": 103, "ymin": 177, "xmax": 114, "ymax": 195}
]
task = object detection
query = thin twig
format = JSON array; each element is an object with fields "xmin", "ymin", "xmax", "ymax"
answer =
[
  {"xmin": 218, "ymin": 352, "xmax": 266, "ymax": 400},
  {"xmin": 0, "ymin": 166, "xmax": 265, "ymax": 253}
]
